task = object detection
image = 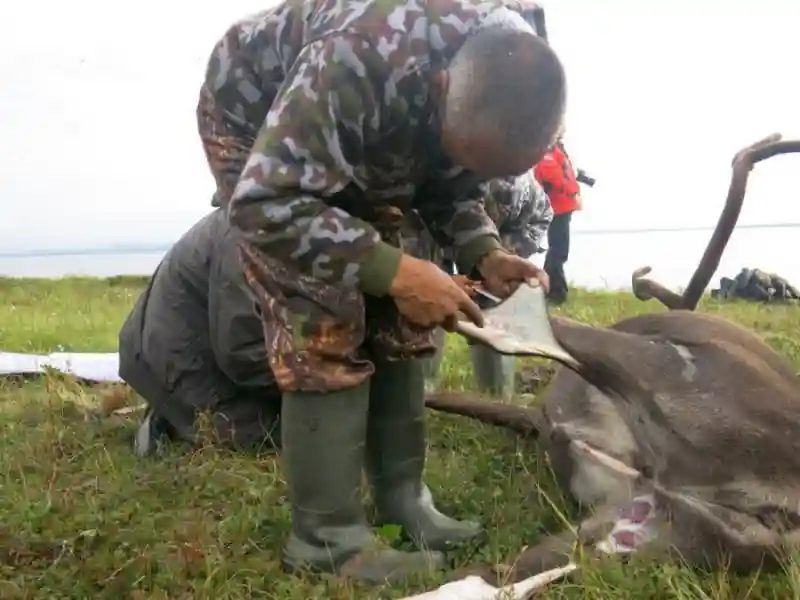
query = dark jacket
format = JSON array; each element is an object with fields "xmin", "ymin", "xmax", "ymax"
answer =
[{"xmin": 118, "ymin": 209, "xmax": 280, "ymax": 449}]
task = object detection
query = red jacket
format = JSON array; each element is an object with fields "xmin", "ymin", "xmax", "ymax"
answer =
[{"xmin": 534, "ymin": 143, "xmax": 581, "ymax": 215}]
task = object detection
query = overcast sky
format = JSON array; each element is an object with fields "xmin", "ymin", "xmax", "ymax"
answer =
[{"xmin": 1, "ymin": 0, "xmax": 799, "ymax": 254}]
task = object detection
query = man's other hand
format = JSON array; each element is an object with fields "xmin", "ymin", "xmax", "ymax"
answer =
[{"xmin": 477, "ymin": 249, "xmax": 550, "ymax": 299}]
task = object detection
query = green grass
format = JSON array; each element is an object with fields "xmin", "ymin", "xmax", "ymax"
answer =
[{"xmin": 1, "ymin": 276, "xmax": 799, "ymax": 599}]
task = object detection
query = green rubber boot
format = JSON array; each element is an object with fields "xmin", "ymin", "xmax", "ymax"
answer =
[
  {"xmin": 421, "ymin": 328, "xmax": 446, "ymax": 393},
  {"xmin": 281, "ymin": 383, "xmax": 445, "ymax": 583},
  {"xmin": 468, "ymin": 342, "xmax": 517, "ymax": 400},
  {"xmin": 366, "ymin": 359, "xmax": 483, "ymax": 552}
]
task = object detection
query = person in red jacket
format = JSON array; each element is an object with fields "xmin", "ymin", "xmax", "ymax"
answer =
[{"xmin": 534, "ymin": 139, "xmax": 582, "ymax": 304}]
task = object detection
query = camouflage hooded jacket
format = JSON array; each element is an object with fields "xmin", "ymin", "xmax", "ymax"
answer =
[
  {"xmin": 396, "ymin": 169, "xmax": 552, "ymax": 271},
  {"xmin": 204, "ymin": 0, "xmax": 540, "ymax": 297},
  {"xmin": 484, "ymin": 170, "xmax": 552, "ymax": 257}
]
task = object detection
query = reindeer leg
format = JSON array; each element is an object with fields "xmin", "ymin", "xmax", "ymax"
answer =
[
  {"xmin": 489, "ymin": 507, "xmax": 638, "ymax": 587},
  {"xmin": 453, "ymin": 493, "xmax": 671, "ymax": 588},
  {"xmin": 631, "ymin": 267, "xmax": 685, "ymax": 309},
  {"xmin": 450, "ymin": 530, "xmax": 578, "ymax": 587},
  {"xmin": 502, "ymin": 530, "xmax": 578, "ymax": 583}
]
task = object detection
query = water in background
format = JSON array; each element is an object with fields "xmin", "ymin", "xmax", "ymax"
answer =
[
  {"xmin": 0, "ymin": 228, "xmax": 796, "ymax": 292},
  {"xmin": 0, "ymin": 252, "xmax": 169, "ymax": 280}
]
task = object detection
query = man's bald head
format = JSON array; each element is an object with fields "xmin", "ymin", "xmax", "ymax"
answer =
[{"xmin": 437, "ymin": 25, "xmax": 566, "ymax": 178}]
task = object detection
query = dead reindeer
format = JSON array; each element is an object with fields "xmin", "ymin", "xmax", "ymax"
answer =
[{"xmin": 427, "ymin": 134, "xmax": 800, "ymax": 585}]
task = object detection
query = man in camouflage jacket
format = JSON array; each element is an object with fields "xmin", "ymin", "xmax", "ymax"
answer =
[
  {"xmin": 421, "ymin": 171, "xmax": 552, "ymax": 396},
  {"xmin": 119, "ymin": 173, "xmax": 550, "ymax": 453},
  {"xmin": 195, "ymin": 0, "xmax": 566, "ymax": 581},
  {"xmin": 120, "ymin": 173, "xmax": 550, "ymax": 455}
]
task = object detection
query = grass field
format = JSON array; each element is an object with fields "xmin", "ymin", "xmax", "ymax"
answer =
[{"xmin": 1, "ymin": 276, "xmax": 799, "ymax": 599}]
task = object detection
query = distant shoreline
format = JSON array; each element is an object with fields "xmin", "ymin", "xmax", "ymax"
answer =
[
  {"xmin": 0, "ymin": 247, "xmax": 170, "ymax": 259},
  {"xmin": 2, "ymin": 227, "xmax": 798, "ymax": 293},
  {"xmin": 4, "ymin": 221, "xmax": 800, "ymax": 259},
  {"xmin": 0, "ymin": 272, "xmax": 630, "ymax": 291},
  {"xmin": 0, "ymin": 274, "xmax": 151, "ymax": 282}
]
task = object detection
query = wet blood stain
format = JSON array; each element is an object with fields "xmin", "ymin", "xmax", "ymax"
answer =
[{"xmin": 596, "ymin": 494, "xmax": 657, "ymax": 554}]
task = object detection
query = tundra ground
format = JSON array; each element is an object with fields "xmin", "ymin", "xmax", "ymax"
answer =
[{"xmin": 1, "ymin": 276, "xmax": 799, "ymax": 599}]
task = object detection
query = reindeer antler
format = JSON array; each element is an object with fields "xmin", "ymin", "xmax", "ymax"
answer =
[{"xmin": 632, "ymin": 134, "xmax": 800, "ymax": 311}]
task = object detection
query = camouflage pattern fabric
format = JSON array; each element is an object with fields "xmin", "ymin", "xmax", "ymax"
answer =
[
  {"xmin": 197, "ymin": 0, "xmax": 542, "ymax": 211},
  {"xmin": 436, "ymin": 171, "xmax": 552, "ymax": 269},
  {"xmin": 426, "ymin": 170, "xmax": 552, "ymax": 278},
  {"xmin": 482, "ymin": 171, "xmax": 552, "ymax": 258},
  {"xmin": 196, "ymin": 2, "xmax": 300, "ymax": 210},
  {"xmin": 239, "ymin": 213, "xmax": 439, "ymax": 393},
  {"xmin": 198, "ymin": 0, "xmax": 543, "ymax": 393}
]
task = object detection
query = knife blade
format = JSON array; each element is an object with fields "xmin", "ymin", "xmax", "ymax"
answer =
[{"xmin": 473, "ymin": 286, "xmax": 503, "ymax": 309}]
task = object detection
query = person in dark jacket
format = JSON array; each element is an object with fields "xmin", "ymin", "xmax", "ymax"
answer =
[
  {"xmin": 421, "ymin": 169, "xmax": 553, "ymax": 399},
  {"xmin": 711, "ymin": 268, "xmax": 800, "ymax": 303},
  {"xmin": 118, "ymin": 209, "xmax": 282, "ymax": 456}
]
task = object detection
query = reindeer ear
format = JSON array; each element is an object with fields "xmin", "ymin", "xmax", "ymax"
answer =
[
  {"xmin": 455, "ymin": 283, "xmax": 578, "ymax": 367},
  {"xmin": 453, "ymin": 282, "xmax": 684, "ymax": 400}
]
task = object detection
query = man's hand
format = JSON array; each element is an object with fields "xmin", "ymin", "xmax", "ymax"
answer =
[
  {"xmin": 477, "ymin": 249, "xmax": 550, "ymax": 299},
  {"xmin": 389, "ymin": 255, "xmax": 484, "ymax": 331}
]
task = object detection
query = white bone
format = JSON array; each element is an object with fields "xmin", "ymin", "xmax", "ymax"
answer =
[
  {"xmin": 0, "ymin": 350, "xmax": 122, "ymax": 382},
  {"xmin": 399, "ymin": 563, "xmax": 577, "ymax": 600}
]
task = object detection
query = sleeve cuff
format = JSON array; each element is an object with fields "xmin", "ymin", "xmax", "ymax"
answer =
[
  {"xmin": 456, "ymin": 234, "xmax": 503, "ymax": 275},
  {"xmin": 358, "ymin": 241, "xmax": 403, "ymax": 297}
]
